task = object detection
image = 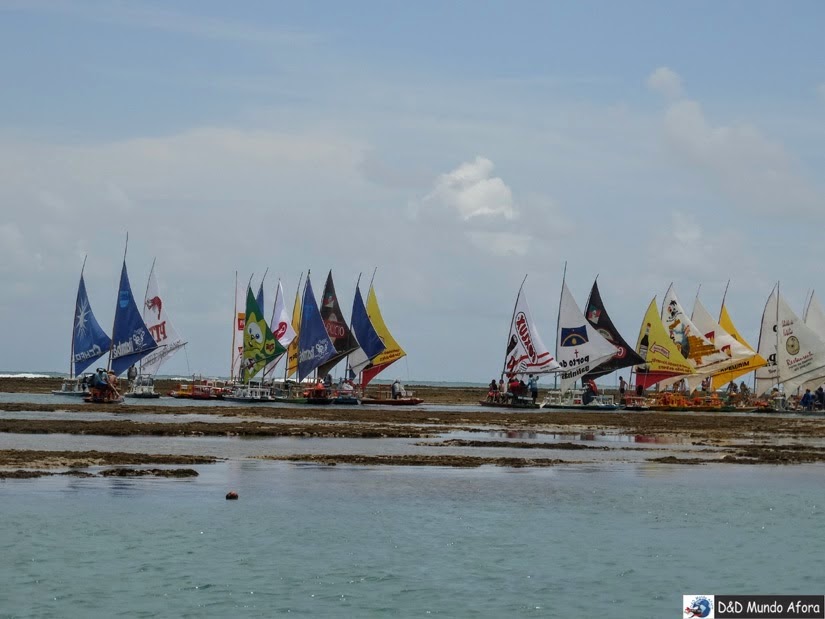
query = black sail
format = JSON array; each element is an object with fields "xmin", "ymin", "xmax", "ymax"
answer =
[{"xmin": 316, "ymin": 270, "xmax": 359, "ymax": 377}]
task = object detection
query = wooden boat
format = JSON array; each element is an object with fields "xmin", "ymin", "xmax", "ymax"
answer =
[
  {"xmin": 125, "ymin": 375, "xmax": 161, "ymax": 399},
  {"xmin": 479, "ymin": 397, "xmax": 538, "ymax": 409},
  {"xmin": 52, "ymin": 376, "xmax": 90, "ymax": 397}
]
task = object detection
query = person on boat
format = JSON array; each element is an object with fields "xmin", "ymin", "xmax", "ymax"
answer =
[
  {"xmin": 635, "ymin": 383, "xmax": 644, "ymax": 397},
  {"xmin": 391, "ymin": 379, "xmax": 404, "ymax": 399},
  {"xmin": 800, "ymin": 389, "xmax": 815, "ymax": 411},
  {"xmin": 508, "ymin": 376, "xmax": 520, "ymax": 400},
  {"xmin": 816, "ymin": 386, "xmax": 825, "ymax": 410},
  {"xmin": 498, "ymin": 379, "xmax": 507, "ymax": 403},
  {"xmin": 487, "ymin": 379, "xmax": 498, "ymax": 402},
  {"xmin": 582, "ymin": 380, "xmax": 597, "ymax": 405},
  {"xmin": 323, "ymin": 374, "xmax": 333, "ymax": 390},
  {"xmin": 619, "ymin": 376, "xmax": 627, "ymax": 397},
  {"xmin": 527, "ymin": 375, "xmax": 538, "ymax": 404},
  {"xmin": 127, "ymin": 364, "xmax": 138, "ymax": 381}
]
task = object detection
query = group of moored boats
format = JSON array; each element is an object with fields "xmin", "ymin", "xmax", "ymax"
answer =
[
  {"xmin": 59, "ymin": 243, "xmax": 422, "ymax": 407},
  {"xmin": 480, "ymin": 268, "xmax": 825, "ymax": 414}
]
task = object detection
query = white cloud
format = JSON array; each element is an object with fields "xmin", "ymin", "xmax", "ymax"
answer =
[
  {"xmin": 647, "ymin": 66, "xmax": 684, "ymax": 100},
  {"xmin": 662, "ymin": 98, "xmax": 821, "ymax": 214},
  {"xmin": 421, "ymin": 156, "xmax": 517, "ymax": 221}
]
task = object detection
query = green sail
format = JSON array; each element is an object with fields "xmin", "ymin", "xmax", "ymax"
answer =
[{"xmin": 242, "ymin": 287, "xmax": 286, "ymax": 382}]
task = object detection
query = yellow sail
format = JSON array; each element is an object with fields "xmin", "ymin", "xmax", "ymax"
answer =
[
  {"xmin": 635, "ymin": 298, "xmax": 694, "ymax": 387},
  {"xmin": 362, "ymin": 284, "xmax": 406, "ymax": 386},
  {"xmin": 710, "ymin": 303, "xmax": 767, "ymax": 390},
  {"xmin": 285, "ymin": 282, "xmax": 302, "ymax": 378}
]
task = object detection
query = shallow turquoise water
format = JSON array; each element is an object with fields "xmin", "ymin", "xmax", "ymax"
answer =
[{"xmin": 0, "ymin": 461, "xmax": 823, "ymax": 618}]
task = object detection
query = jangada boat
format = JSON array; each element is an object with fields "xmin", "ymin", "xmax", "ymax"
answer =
[
  {"xmin": 169, "ymin": 378, "xmax": 227, "ymax": 400},
  {"xmin": 87, "ymin": 240, "xmax": 159, "ymax": 404},
  {"xmin": 353, "ymin": 273, "xmax": 422, "ymax": 405},
  {"xmin": 126, "ymin": 259, "xmax": 187, "ymax": 398},
  {"xmin": 57, "ymin": 257, "xmax": 111, "ymax": 398},
  {"xmin": 482, "ymin": 276, "xmax": 561, "ymax": 410}
]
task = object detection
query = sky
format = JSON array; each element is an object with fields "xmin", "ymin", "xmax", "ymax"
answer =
[{"xmin": 2, "ymin": 0, "xmax": 825, "ymax": 382}]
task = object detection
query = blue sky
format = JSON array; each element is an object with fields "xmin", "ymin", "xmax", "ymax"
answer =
[{"xmin": 1, "ymin": 0, "xmax": 824, "ymax": 381}]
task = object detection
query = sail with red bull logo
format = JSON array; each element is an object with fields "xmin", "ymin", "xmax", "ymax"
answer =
[
  {"xmin": 502, "ymin": 278, "xmax": 559, "ymax": 377},
  {"xmin": 316, "ymin": 270, "xmax": 359, "ymax": 378},
  {"xmin": 139, "ymin": 259, "xmax": 186, "ymax": 376},
  {"xmin": 263, "ymin": 279, "xmax": 297, "ymax": 377}
]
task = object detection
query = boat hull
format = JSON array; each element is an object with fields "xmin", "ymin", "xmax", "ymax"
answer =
[
  {"xmin": 478, "ymin": 400, "xmax": 538, "ymax": 409},
  {"xmin": 541, "ymin": 403, "xmax": 621, "ymax": 411},
  {"xmin": 126, "ymin": 392, "xmax": 161, "ymax": 399},
  {"xmin": 51, "ymin": 390, "xmax": 88, "ymax": 397}
]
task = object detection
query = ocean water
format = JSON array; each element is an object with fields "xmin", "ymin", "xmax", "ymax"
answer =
[{"xmin": 1, "ymin": 461, "xmax": 823, "ymax": 618}]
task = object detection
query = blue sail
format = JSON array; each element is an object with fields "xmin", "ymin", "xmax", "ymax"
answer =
[
  {"xmin": 297, "ymin": 274, "xmax": 336, "ymax": 381},
  {"xmin": 110, "ymin": 261, "xmax": 158, "ymax": 376},
  {"xmin": 256, "ymin": 281, "xmax": 265, "ymax": 315},
  {"xmin": 73, "ymin": 273, "xmax": 112, "ymax": 376},
  {"xmin": 350, "ymin": 284, "xmax": 385, "ymax": 371}
]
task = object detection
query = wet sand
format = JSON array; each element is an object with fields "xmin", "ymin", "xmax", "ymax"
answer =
[{"xmin": 2, "ymin": 377, "xmax": 825, "ymax": 469}]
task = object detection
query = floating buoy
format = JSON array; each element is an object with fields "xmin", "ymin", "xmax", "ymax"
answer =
[{"xmin": 225, "ymin": 491, "xmax": 239, "ymax": 500}]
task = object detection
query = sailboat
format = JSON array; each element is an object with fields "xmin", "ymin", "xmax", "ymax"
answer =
[
  {"xmin": 358, "ymin": 278, "xmax": 422, "ymax": 405},
  {"xmin": 481, "ymin": 277, "xmax": 560, "ymax": 409},
  {"xmin": 316, "ymin": 271, "xmax": 359, "ymax": 379},
  {"xmin": 87, "ymin": 249, "xmax": 159, "ymax": 403},
  {"xmin": 633, "ymin": 297, "xmax": 695, "ymax": 390},
  {"xmin": 755, "ymin": 284, "xmax": 825, "ymax": 408},
  {"xmin": 800, "ymin": 291, "xmax": 825, "ymax": 394},
  {"xmin": 296, "ymin": 271, "xmax": 337, "ymax": 404},
  {"xmin": 540, "ymin": 272, "xmax": 620, "ymax": 410},
  {"xmin": 54, "ymin": 258, "xmax": 112, "ymax": 396},
  {"xmin": 126, "ymin": 260, "xmax": 187, "ymax": 398},
  {"xmin": 262, "ymin": 278, "xmax": 298, "ymax": 381},
  {"xmin": 224, "ymin": 286, "xmax": 286, "ymax": 402},
  {"xmin": 580, "ymin": 279, "xmax": 647, "ymax": 408}
]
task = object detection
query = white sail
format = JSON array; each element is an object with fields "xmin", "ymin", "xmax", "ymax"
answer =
[
  {"xmin": 263, "ymin": 280, "xmax": 297, "ymax": 376},
  {"xmin": 555, "ymin": 280, "xmax": 617, "ymax": 392},
  {"xmin": 688, "ymin": 296, "xmax": 754, "ymax": 389},
  {"xmin": 662, "ymin": 285, "xmax": 729, "ymax": 374},
  {"xmin": 503, "ymin": 284, "xmax": 560, "ymax": 376},
  {"xmin": 800, "ymin": 292, "xmax": 825, "ymax": 391},
  {"xmin": 755, "ymin": 286, "xmax": 779, "ymax": 395},
  {"xmin": 776, "ymin": 291, "xmax": 825, "ymax": 393},
  {"xmin": 140, "ymin": 261, "xmax": 186, "ymax": 376}
]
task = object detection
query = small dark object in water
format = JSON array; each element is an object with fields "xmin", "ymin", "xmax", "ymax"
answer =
[{"xmin": 226, "ymin": 491, "xmax": 239, "ymax": 500}]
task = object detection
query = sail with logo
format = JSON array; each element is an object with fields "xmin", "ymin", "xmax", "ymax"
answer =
[
  {"xmin": 139, "ymin": 259, "xmax": 186, "ymax": 376},
  {"xmin": 263, "ymin": 279, "xmax": 298, "ymax": 377},
  {"xmin": 691, "ymin": 293, "xmax": 764, "ymax": 391},
  {"xmin": 661, "ymin": 285, "xmax": 729, "ymax": 387},
  {"xmin": 581, "ymin": 279, "xmax": 645, "ymax": 381},
  {"xmin": 286, "ymin": 275, "xmax": 303, "ymax": 379},
  {"xmin": 503, "ymin": 277, "xmax": 560, "ymax": 377},
  {"xmin": 71, "ymin": 258, "xmax": 112, "ymax": 377},
  {"xmin": 241, "ymin": 286, "xmax": 285, "ymax": 383},
  {"xmin": 634, "ymin": 298, "xmax": 695, "ymax": 388},
  {"xmin": 555, "ymin": 278, "xmax": 617, "ymax": 393},
  {"xmin": 110, "ymin": 259, "xmax": 158, "ymax": 376},
  {"xmin": 755, "ymin": 284, "xmax": 825, "ymax": 395},
  {"xmin": 316, "ymin": 271, "xmax": 359, "ymax": 378},
  {"xmin": 297, "ymin": 273, "xmax": 337, "ymax": 381}
]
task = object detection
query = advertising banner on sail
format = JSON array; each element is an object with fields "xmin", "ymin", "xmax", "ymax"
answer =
[
  {"xmin": 556, "ymin": 281, "xmax": 617, "ymax": 392},
  {"xmin": 140, "ymin": 262, "xmax": 186, "ymax": 376},
  {"xmin": 689, "ymin": 296, "xmax": 756, "ymax": 390},
  {"xmin": 242, "ymin": 287, "xmax": 285, "ymax": 382},
  {"xmin": 110, "ymin": 261, "xmax": 158, "ymax": 376},
  {"xmin": 504, "ymin": 287, "xmax": 559, "ymax": 376},
  {"xmin": 72, "ymin": 273, "xmax": 112, "ymax": 376},
  {"xmin": 711, "ymin": 301, "xmax": 767, "ymax": 390},
  {"xmin": 361, "ymin": 284, "xmax": 407, "ymax": 387},
  {"xmin": 349, "ymin": 284, "xmax": 386, "ymax": 376},
  {"xmin": 263, "ymin": 280, "xmax": 297, "ymax": 376},
  {"xmin": 776, "ymin": 292, "xmax": 825, "ymax": 393},
  {"xmin": 316, "ymin": 271, "xmax": 359, "ymax": 377},
  {"xmin": 661, "ymin": 285, "xmax": 729, "ymax": 372},
  {"xmin": 297, "ymin": 275, "xmax": 336, "ymax": 381},
  {"xmin": 582, "ymin": 280, "xmax": 645, "ymax": 380},
  {"xmin": 635, "ymin": 298, "xmax": 694, "ymax": 388}
]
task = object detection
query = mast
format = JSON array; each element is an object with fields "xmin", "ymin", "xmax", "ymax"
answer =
[
  {"xmin": 139, "ymin": 257, "xmax": 157, "ymax": 375},
  {"xmin": 555, "ymin": 262, "xmax": 567, "ymax": 363},
  {"xmin": 230, "ymin": 271, "xmax": 238, "ymax": 381},
  {"xmin": 107, "ymin": 234, "xmax": 129, "ymax": 372},
  {"xmin": 775, "ymin": 281, "xmax": 780, "ymax": 392},
  {"xmin": 502, "ymin": 274, "xmax": 528, "ymax": 379}
]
